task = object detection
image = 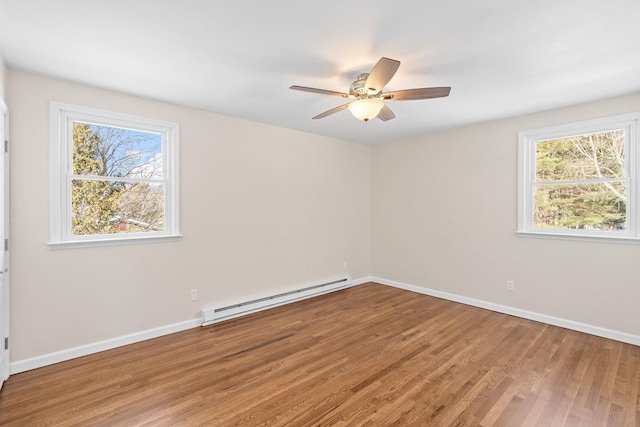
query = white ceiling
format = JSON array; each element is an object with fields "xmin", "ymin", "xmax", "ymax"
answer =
[{"xmin": 1, "ymin": 0, "xmax": 640, "ymax": 144}]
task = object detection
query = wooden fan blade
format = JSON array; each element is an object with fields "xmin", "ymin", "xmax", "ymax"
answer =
[
  {"xmin": 364, "ymin": 57, "xmax": 400, "ymax": 94},
  {"xmin": 312, "ymin": 102, "xmax": 351, "ymax": 119},
  {"xmin": 383, "ymin": 87, "xmax": 451, "ymax": 101},
  {"xmin": 290, "ymin": 85, "xmax": 349, "ymax": 97},
  {"xmin": 377, "ymin": 105, "xmax": 396, "ymax": 121}
]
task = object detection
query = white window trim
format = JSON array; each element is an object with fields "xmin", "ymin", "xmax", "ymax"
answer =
[
  {"xmin": 49, "ymin": 102, "xmax": 181, "ymax": 249},
  {"xmin": 517, "ymin": 112, "xmax": 640, "ymax": 244}
]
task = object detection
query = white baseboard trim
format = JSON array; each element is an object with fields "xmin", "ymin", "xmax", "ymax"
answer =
[
  {"xmin": 10, "ymin": 318, "xmax": 201, "ymax": 375},
  {"xmin": 350, "ymin": 276, "xmax": 374, "ymax": 287},
  {"xmin": 17, "ymin": 275, "xmax": 633, "ymax": 375},
  {"xmin": 9, "ymin": 276, "xmax": 375, "ymax": 374},
  {"xmin": 372, "ymin": 276, "xmax": 640, "ymax": 347}
]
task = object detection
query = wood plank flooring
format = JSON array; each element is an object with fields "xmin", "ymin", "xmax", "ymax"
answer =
[{"xmin": 0, "ymin": 283, "xmax": 639, "ymax": 426}]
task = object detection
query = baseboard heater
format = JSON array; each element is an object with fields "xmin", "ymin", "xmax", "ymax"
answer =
[{"xmin": 201, "ymin": 276, "xmax": 351, "ymax": 326}]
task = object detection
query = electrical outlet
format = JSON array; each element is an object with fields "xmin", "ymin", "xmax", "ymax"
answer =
[
  {"xmin": 190, "ymin": 289, "xmax": 198, "ymax": 301},
  {"xmin": 343, "ymin": 262, "xmax": 348, "ymax": 270},
  {"xmin": 506, "ymin": 280, "xmax": 515, "ymax": 291}
]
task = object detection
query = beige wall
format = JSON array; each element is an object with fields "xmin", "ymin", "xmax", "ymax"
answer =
[
  {"xmin": 0, "ymin": 53, "xmax": 7, "ymax": 102},
  {"xmin": 8, "ymin": 70, "xmax": 372, "ymax": 361},
  {"xmin": 372, "ymin": 92, "xmax": 640, "ymax": 337},
  {"xmin": 8, "ymin": 65, "xmax": 640, "ymax": 365}
]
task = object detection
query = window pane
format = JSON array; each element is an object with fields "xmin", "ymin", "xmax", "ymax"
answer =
[
  {"xmin": 72, "ymin": 122, "xmax": 162, "ymax": 178},
  {"xmin": 535, "ymin": 130, "xmax": 625, "ymax": 182},
  {"xmin": 533, "ymin": 182, "xmax": 626, "ymax": 231},
  {"xmin": 72, "ymin": 179, "xmax": 165, "ymax": 235}
]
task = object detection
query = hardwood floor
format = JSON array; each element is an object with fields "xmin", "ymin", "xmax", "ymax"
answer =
[{"xmin": 1, "ymin": 283, "xmax": 639, "ymax": 426}]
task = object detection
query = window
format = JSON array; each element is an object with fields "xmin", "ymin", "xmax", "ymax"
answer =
[
  {"xmin": 518, "ymin": 112, "xmax": 640, "ymax": 243},
  {"xmin": 50, "ymin": 102, "xmax": 180, "ymax": 249}
]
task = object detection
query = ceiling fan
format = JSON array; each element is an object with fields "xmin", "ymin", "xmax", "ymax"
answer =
[{"xmin": 290, "ymin": 57, "xmax": 451, "ymax": 122}]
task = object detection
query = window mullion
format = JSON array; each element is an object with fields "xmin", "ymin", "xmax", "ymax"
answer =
[
  {"xmin": 69, "ymin": 174, "xmax": 165, "ymax": 185},
  {"xmin": 532, "ymin": 177, "xmax": 626, "ymax": 186}
]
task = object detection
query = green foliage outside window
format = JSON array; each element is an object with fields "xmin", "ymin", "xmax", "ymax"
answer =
[
  {"xmin": 534, "ymin": 130, "xmax": 626, "ymax": 231},
  {"xmin": 71, "ymin": 122, "xmax": 164, "ymax": 236}
]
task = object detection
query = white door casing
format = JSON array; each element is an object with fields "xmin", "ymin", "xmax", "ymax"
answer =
[{"xmin": 0, "ymin": 99, "xmax": 9, "ymax": 389}]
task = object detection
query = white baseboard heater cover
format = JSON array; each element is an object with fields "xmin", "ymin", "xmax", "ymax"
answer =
[{"xmin": 201, "ymin": 276, "xmax": 351, "ymax": 326}]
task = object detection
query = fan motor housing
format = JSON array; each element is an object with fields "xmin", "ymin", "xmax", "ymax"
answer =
[{"xmin": 349, "ymin": 73, "xmax": 370, "ymax": 96}]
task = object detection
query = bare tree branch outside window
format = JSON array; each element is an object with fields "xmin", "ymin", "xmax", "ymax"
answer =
[
  {"xmin": 71, "ymin": 122, "xmax": 164, "ymax": 235},
  {"xmin": 534, "ymin": 130, "xmax": 626, "ymax": 231}
]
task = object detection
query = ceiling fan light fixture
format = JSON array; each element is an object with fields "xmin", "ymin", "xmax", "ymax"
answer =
[
  {"xmin": 290, "ymin": 57, "xmax": 451, "ymax": 122},
  {"xmin": 348, "ymin": 98, "xmax": 384, "ymax": 121}
]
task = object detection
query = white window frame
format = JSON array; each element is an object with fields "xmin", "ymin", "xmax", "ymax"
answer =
[
  {"xmin": 49, "ymin": 102, "xmax": 181, "ymax": 249},
  {"xmin": 517, "ymin": 112, "xmax": 640, "ymax": 244}
]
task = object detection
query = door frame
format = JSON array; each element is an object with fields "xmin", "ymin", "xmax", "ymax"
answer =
[{"xmin": 0, "ymin": 98, "xmax": 9, "ymax": 388}]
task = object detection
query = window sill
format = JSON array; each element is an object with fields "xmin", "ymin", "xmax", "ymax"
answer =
[
  {"xmin": 47, "ymin": 234, "xmax": 183, "ymax": 250},
  {"xmin": 516, "ymin": 231, "xmax": 640, "ymax": 245}
]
